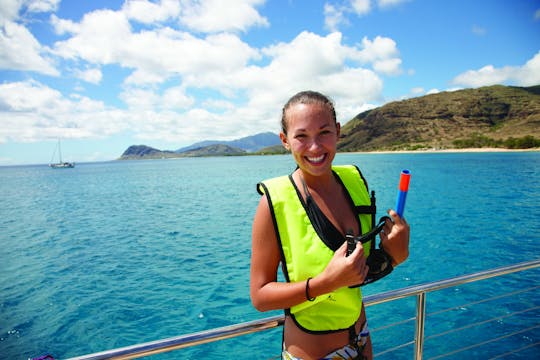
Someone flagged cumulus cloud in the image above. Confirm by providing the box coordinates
[378,0,409,8]
[0,21,58,75]
[350,36,402,75]
[326,0,409,30]
[0,1,400,146]
[351,0,371,15]
[324,3,347,33]
[0,80,128,142]
[0,1,61,75]
[52,10,133,63]
[452,51,540,87]
[123,0,180,24]
[25,0,60,13]
[179,0,269,33]
[75,68,102,84]
[52,8,261,86]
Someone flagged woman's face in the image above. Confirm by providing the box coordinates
[280,102,340,178]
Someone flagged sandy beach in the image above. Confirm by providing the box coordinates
[350,147,540,155]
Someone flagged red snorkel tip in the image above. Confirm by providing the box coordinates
[398,169,411,191]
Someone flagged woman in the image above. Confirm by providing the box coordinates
[250,91,410,360]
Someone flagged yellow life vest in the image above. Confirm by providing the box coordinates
[257,165,374,333]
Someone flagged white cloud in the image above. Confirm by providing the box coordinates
[1,4,395,146]
[50,14,80,35]
[179,0,269,33]
[0,0,21,24]
[120,85,195,111]
[326,0,406,30]
[0,21,58,75]
[350,0,371,15]
[452,51,540,87]
[0,80,130,143]
[52,10,132,63]
[372,57,402,75]
[377,0,408,8]
[349,36,402,75]
[324,3,347,32]
[123,0,180,24]
[0,0,59,24]
[162,86,195,110]
[75,68,102,84]
[1,24,392,145]
[26,0,60,13]
[52,9,261,86]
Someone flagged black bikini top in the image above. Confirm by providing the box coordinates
[292,173,361,252]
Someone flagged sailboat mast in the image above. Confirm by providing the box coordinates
[58,139,62,163]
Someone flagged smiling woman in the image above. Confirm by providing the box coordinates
[250,90,410,360]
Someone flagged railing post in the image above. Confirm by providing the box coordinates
[414,292,426,360]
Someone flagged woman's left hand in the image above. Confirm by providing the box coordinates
[379,209,410,266]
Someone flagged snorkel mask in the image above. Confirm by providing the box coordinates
[346,216,394,287]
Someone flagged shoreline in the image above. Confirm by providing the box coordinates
[346,147,540,155]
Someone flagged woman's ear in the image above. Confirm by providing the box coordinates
[336,122,341,138]
[279,132,290,151]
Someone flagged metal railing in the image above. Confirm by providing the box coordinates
[67,259,540,360]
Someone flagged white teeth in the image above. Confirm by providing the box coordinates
[307,155,325,163]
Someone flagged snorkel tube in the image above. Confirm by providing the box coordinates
[395,170,411,218]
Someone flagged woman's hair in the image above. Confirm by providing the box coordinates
[281,90,337,134]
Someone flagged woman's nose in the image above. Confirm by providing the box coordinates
[308,137,322,151]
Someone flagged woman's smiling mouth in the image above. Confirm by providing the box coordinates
[306,154,326,164]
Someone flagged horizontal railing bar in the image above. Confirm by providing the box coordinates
[371,316,416,333]
[374,340,415,357]
[426,285,540,317]
[67,315,284,360]
[66,259,540,360]
[425,306,540,342]
[363,259,540,307]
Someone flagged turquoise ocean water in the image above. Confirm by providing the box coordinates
[1,152,539,359]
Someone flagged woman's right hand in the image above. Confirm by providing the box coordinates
[317,241,369,292]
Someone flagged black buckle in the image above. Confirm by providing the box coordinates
[346,216,394,287]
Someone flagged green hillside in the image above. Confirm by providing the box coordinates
[338,85,540,151]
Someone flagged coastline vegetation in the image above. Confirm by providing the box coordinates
[452,134,540,149]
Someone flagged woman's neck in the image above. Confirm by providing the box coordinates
[296,169,336,195]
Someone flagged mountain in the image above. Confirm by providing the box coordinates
[176,132,280,153]
[118,132,279,160]
[119,145,178,160]
[338,84,540,151]
[179,144,246,156]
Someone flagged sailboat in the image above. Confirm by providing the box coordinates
[49,139,75,168]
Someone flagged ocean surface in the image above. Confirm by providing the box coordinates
[1,152,539,359]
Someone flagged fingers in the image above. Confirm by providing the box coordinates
[336,240,348,256]
[351,239,366,259]
[387,209,408,227]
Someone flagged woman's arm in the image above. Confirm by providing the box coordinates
[250,195,306,311]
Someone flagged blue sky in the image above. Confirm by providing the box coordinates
[1,0,539,165]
